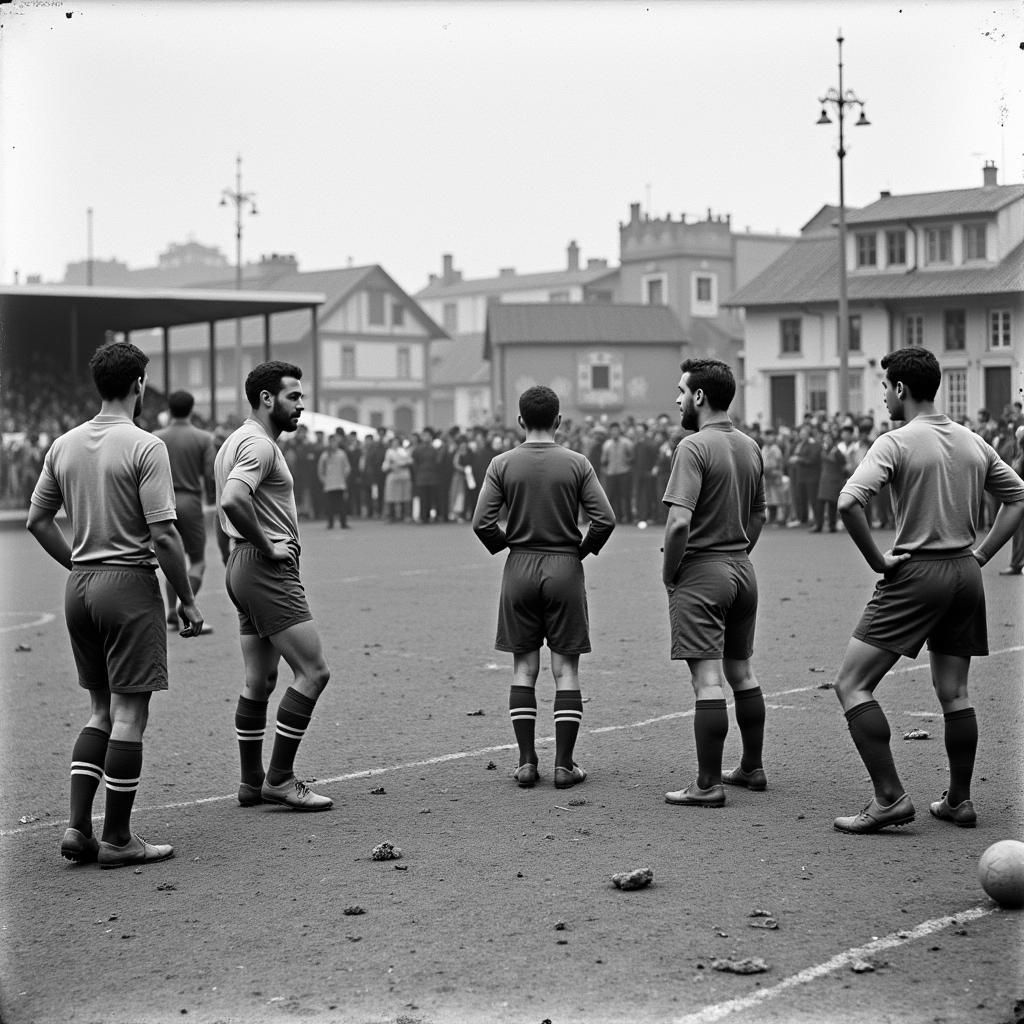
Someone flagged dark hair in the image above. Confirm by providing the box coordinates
[519,385,559,431]
[880,347,940,402]
[89,341,149,401]
[244,360,302,408]
[680,358,736,411]
[167,390,195,418]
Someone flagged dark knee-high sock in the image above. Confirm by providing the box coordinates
[553,690,583,770]
[69,726,108,834]
[509,685,537,766]
[694,699,728,788]
[733,687,766,772]
[101,739,142,846]
[267,687,316,785]
[235,696,268,786]
[844,700,903,802]
[943,707,978,805]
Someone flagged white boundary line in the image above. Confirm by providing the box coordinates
[671,905,997,1024]
[0,611,56,634]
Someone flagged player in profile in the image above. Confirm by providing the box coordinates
[27,341,204,868]
[661,358,767,808]
[155,390,216,632]
[472,385,615,789]
[215,361,333,812]
[832,347,1024,834]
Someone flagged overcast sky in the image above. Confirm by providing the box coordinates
[1,0,1021,295]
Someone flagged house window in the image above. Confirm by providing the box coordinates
[886,230,906,266]
[848,373,865,417]
[943,368,968,422]
[855,233,877,267]
[367,290,385,325]
[548,290,570,303]
[964,224,987,261]
[392,303,405,327]
[644,275,666,305]
[396,346,411,379]
[807,372,829,413]
[989,309,1011,349]
[442,302,458,335]
[925,227,952,265]
[780,318,801,355]
[341,345,356,379]
[943,310,966,351]
[696,276,711,302]
[591,364,611,390]
[848,314,862,353]
[691,272,718,316]
[905,314,925,347]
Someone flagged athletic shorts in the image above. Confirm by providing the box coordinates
[65,566,168,693]
[225,542,312,638]
[173,491,207,563]
[852,551,987,658]
[495,549,590,656]
[667,554,757,661]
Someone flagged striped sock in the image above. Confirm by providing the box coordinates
[694,698,729,788]
[69,726,108,834]
[553,690,584,770]
[267,687,316,786]
[101,739,142,846]
[508,685,537,766]
[943,707,978,805]
[235,696,268,787]
[733,686,766,773]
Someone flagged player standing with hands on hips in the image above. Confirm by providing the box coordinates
[216,361,333,812]
[831,347,1024,834]
[27,341,204,868]
[473,385,615,789]
[661,359,768,808]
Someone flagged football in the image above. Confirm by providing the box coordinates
[977,839,1024,909]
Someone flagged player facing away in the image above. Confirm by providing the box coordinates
[832,347,1024,834]
[26,341,205,868]
[661,359,768,808]
[472,385,615,789]
[215,361,333,811]
[154,390,216,632]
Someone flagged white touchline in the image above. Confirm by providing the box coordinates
[0,612,56,634]
[670,905,997,1024]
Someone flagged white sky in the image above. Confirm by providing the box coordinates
[1,0,1021,294]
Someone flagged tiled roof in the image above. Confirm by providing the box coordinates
[724,236,1024,308]
[484,303,686,359]
[430,336,490,386]
[845,184,1024,224]
[416,265,618,299]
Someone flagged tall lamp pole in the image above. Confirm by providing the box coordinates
[817,32,869,418]
[220,154,258,417]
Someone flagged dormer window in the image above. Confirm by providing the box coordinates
[886,230,907,266]
[855,233,877,268]
[964,223,987,261]
[925,227,952,265]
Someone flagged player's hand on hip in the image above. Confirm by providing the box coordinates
[178,601,205,638]
[880,549,911,575]
[267,540,297,563]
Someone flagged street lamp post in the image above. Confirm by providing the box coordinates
[817,32,869,418]
[220,154,258,417]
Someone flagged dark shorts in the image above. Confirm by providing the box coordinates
[65,566,168,693]
[496,550,590,656]
[853,552,987,658]
[667,555,757,661]
[225,543,313,638]
[173,491,207,562]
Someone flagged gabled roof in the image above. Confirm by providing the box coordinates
[725,234,1024,308]
[484,303,686,359]
[845,184,1024,224]
[416,265,618,300]
[430,336,490,386]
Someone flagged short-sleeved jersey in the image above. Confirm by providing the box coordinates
[473,441,615,555]
[840,413,1024,554]
[214,419,299,545]
[30,414,176,567]
[154,422,215,497]
[662,421,766,556]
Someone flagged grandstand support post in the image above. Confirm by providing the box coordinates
[310,305,320,414]
[162,326,171,397]
[208,320,217,424]
[263,312,271,363]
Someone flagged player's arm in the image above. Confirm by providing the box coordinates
[150,519,204,637]
[471,465,507,554]
[578,470,615,558]
[25,504,73,569]
[662,503,692,587]
[746,509,766,554]
[219,478,294,561]
[838,493,909,574]
[973,498,1024,566]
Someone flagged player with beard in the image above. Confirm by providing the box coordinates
[661,359,768,808]
[27,341,204,867]
[215,361,333,811]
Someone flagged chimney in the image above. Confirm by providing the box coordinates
[442,253,454,283]
[983,160,998,187]
[629,202,641,224]
[879,190,891,198]
[567,240,580,272]
[499,267,516,278]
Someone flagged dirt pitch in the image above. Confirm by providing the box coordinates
[1,519,1022,1024]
